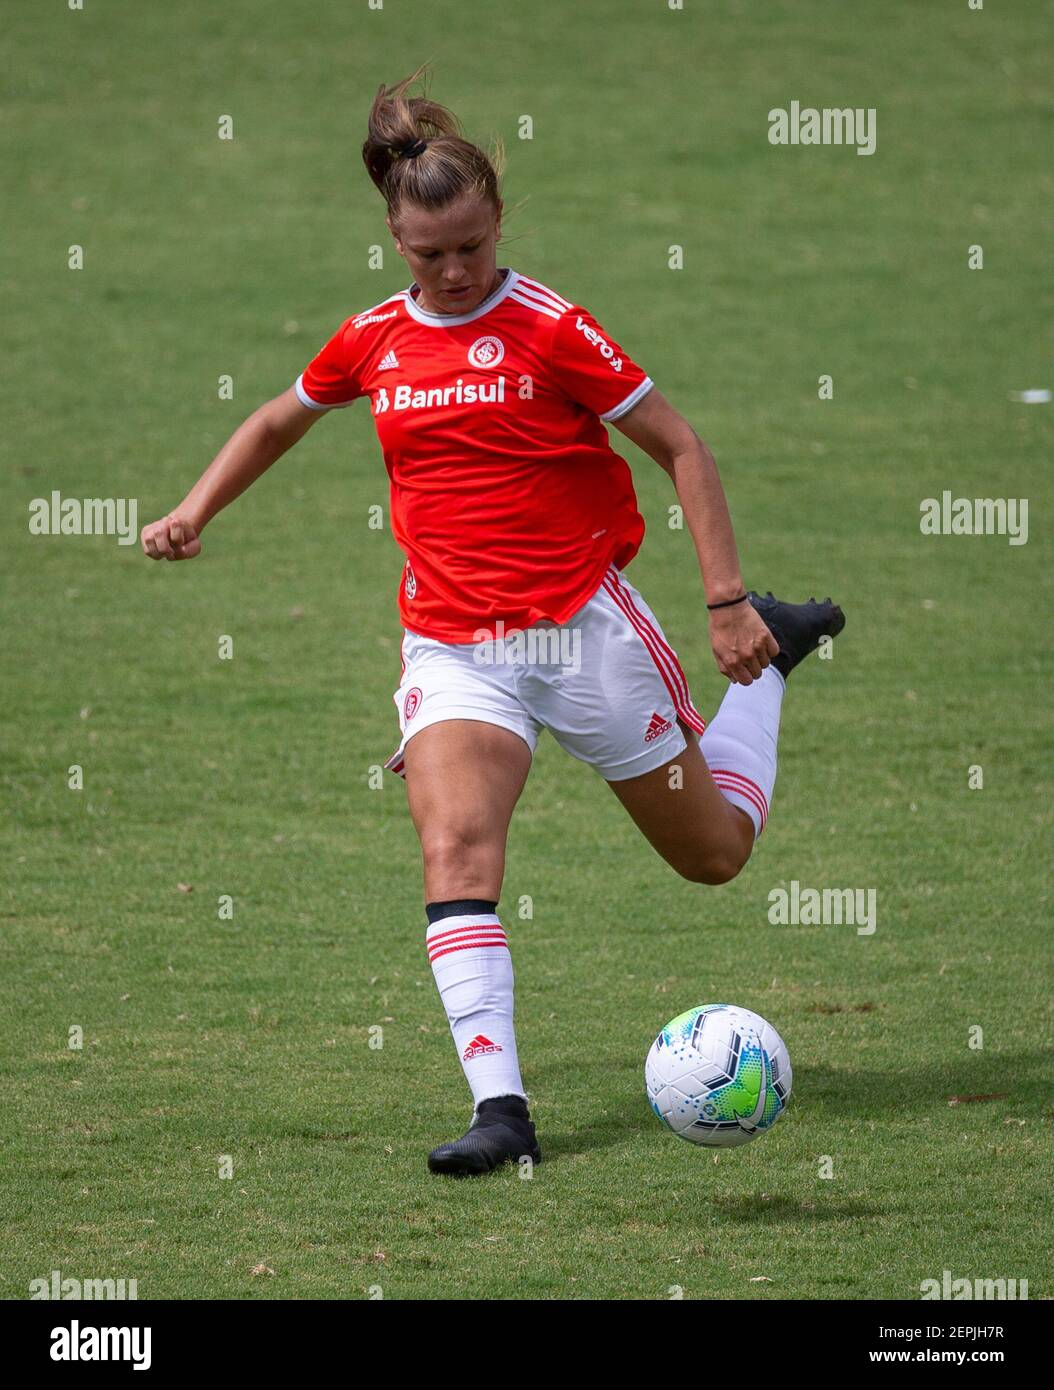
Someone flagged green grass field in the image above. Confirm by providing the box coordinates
[3,0,1051,1300]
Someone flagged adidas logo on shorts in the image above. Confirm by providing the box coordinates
[644,711,673,743]
[462,1033,503,1060]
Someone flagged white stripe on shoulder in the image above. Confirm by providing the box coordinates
[508,288,561,320]
[601,377,654,422]
[516,274,573,311]
[509,282,568,317]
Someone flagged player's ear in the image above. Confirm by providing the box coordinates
[385,214,403,253]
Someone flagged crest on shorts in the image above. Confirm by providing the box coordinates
[467,335,505,369]
[404,687,423,723]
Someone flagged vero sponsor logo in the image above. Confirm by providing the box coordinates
[574,316,622,372]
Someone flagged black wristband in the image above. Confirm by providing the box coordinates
[707,592,749,611]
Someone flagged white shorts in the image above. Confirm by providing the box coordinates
[384,566,707,783]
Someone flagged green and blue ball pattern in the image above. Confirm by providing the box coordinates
[645,1003,792,1148]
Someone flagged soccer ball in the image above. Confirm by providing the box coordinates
[645,1003,792,1148]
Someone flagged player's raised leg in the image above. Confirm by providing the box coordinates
[611,593,845,882]
[404,719,542,1175]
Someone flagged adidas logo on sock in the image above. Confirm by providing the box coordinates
[644,711,673,743]
[377,350,399,371]
[463,1033,503,1060]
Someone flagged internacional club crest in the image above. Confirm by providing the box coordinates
[467,335,505,369]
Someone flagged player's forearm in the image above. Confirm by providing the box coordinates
[667,442,746,604]
[177,411,292,533]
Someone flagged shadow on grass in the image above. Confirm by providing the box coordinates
[707,1193,884,1224]
[793,1049,1054,1117]
[532,1047,1053,1165]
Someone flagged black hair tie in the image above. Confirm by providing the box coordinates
[398,138,427,159]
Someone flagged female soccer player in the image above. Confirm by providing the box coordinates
[141,69,843,1177]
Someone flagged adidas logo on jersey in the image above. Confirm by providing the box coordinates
[463,1033,503,1060]
[377,350,399,371]
[644,711,673,743]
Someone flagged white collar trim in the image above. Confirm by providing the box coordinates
[401,268,520,327]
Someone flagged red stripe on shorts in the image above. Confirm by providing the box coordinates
[602,571,707,735]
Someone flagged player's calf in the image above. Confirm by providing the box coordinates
[609,737,756,884]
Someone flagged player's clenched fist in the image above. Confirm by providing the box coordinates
[709,601,780,685]
[140,513,201,561]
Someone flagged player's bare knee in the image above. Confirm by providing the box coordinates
[680,857,739,886]
[420,827,497,888]
[674,840,750,886]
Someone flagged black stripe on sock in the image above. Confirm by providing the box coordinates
[426,899,498,924]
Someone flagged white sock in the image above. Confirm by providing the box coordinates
[700,666,785,837]
[426,913,527,1108]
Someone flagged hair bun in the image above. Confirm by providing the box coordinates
[363,65,503,217]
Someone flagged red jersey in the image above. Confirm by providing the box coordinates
[295,268,654,641]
